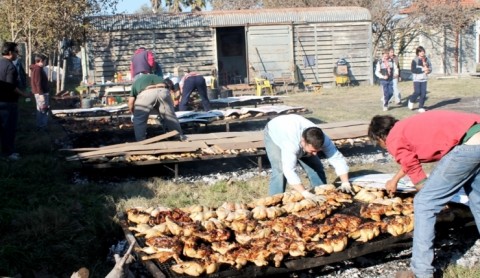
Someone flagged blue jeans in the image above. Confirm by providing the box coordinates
[179,75,210,111]
[411,143,480,277]
[410,81,427,108]
[380,80,393,107]
[34,93,49,129]
[0,102,18,156]
[264,128,326,195]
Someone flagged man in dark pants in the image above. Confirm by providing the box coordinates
[0,42,28,160]
[178,70,211,111]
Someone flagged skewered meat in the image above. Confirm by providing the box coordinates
[282,191,304,203]
[251,205,268,220]
[193,227,231,242]
[182,237,213,259]
[324,214,362,233]
[189,210,217,222]
[211,241,240,255]
[201,218,226,231]
[292,204,331,221]
[383,214,414,236]
[165,216,200,236]
[312,234,349,254]
[225,209,252,222]
[126,208,151,224]
[354,188,385,203]
[313,184,337,195]
[282,198,317,213]
[149,208,192,225]
[247,193,284,208]
[171,261,205,276]
[349,222,384,242]
[141,236,183,263]
[360,203,401,221]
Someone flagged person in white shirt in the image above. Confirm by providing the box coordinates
[263,114,353,200]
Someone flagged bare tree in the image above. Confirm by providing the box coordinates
[411,0,479,73]
[151,0,161,13]
[210,0,261,10]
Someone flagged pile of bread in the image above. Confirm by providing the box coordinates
[126,184,414,277]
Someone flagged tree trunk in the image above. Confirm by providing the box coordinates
[61,57,67,91]
[56,51,61,94]
[454,30,459,74]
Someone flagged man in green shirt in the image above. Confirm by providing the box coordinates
[128,74,182,141]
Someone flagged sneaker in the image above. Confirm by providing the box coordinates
[408,100,414,110]
[418,108,426,113]
[383,106,388,112]
[7,153,20,161]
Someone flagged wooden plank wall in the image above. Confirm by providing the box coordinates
[86,21,373,85]
[86,27,216,82]
[294,22,372,85]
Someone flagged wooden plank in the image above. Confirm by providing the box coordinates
[68,138,207,160]
[64,131,180,152]
[203,137,263,146]
[185,131,263,141]
[213,141,265,151]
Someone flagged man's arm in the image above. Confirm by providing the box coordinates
[128,96,135,114]
[147,51,155,68]
[385,168,405,193]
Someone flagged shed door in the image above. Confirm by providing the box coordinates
[247,25,293,82]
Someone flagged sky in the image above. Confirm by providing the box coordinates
[113,0,211,14]
[115,0,212,14]
[116,0,151,14]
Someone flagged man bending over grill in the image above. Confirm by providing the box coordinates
[368,110,480,278]
[263,114,353,201]
[128,74,183,141]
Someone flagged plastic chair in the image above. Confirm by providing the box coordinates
[254,78,274,96]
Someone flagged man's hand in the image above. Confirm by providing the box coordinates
[385,179,398,194]
[338,182,354,194]
[301,190,326,205]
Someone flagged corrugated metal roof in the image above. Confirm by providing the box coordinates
[86,7,371,31]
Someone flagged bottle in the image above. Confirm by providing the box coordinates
[117,72,122,82]
[114,73,118,83]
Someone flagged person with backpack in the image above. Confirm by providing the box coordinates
[375,48,398,111]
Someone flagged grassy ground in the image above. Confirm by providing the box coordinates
[1,77,480,277]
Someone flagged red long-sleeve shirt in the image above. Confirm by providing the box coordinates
[386,110,480,184]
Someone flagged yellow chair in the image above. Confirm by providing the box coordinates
[254,78,274,96]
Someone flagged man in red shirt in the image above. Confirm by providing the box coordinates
[130,47,155,81]
[368,110,480,278]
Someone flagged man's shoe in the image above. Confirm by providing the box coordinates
[395,270,415,278]
[418,108,426,113]
[383,106,389,112]
[408,100,414,110]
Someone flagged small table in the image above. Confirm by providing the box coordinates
[84,82,132,105]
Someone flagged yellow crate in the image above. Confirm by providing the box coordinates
[335,75,349,85]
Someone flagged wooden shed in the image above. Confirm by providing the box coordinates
[84,7,373,87]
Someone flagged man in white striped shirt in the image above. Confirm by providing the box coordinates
[264,114,352,200]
